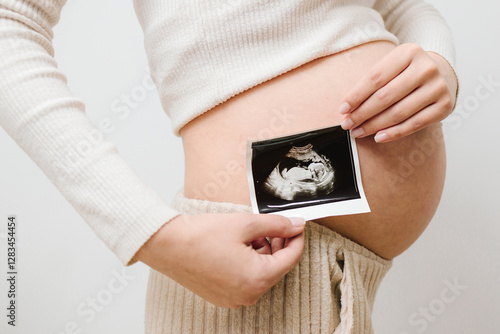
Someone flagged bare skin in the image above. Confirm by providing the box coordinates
[135,41,458,308]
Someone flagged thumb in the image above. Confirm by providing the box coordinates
[242,214,306,242]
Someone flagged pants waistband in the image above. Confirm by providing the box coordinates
[172,188,392,266]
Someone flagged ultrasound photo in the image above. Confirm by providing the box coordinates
[246,125,370,220]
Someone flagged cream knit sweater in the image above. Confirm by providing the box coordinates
[0,0,456,265]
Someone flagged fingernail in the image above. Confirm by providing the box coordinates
[374,132,389,143]
[290,217,306,227]
[338,102,351,114]
[341,118,354,130]
[350,127,365,138]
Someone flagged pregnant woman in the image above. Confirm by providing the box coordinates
[0,0,458,333]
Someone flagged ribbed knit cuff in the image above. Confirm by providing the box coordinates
[122,207,181,266]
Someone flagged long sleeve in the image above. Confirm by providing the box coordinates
[0,0,181,265]
[374,0,456,69]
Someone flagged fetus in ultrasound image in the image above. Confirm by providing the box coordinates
[262,143,335,201]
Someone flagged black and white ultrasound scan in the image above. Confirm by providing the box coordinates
[246,125,370,220]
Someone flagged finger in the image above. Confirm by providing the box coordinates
[352,70,450,139]
[338,45,415,116]
[344,61,428,132]
[351,83,438,138]
[373,103,445,143]
[270,237,286,253]
[241,214,306,242]
[251,237,272,255]
[260,232,305,283]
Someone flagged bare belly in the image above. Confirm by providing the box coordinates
[180,41,446,260]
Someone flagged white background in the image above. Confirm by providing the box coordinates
[0,1,498,333]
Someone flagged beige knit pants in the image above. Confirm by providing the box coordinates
[145,191,392,334]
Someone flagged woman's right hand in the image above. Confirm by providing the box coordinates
[133,213,306,309]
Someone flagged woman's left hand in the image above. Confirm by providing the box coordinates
[339,43,458,143]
